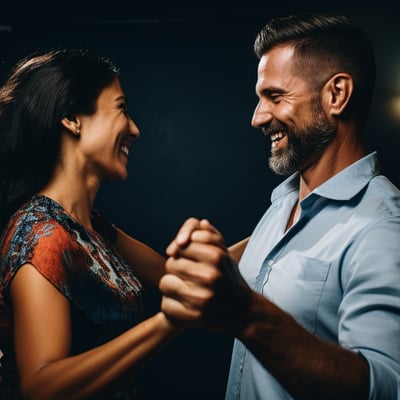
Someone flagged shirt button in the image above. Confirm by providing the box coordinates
[268,260,274,266]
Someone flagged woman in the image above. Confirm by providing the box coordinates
[0,48,180,399]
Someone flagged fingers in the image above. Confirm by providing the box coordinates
[166,218,226,257]
[161,218,247,332]
[165,253,223,284]
[160,245,254,333]
[159,271,214,323]
[161,295,200,323]
[174,218,221,246]
[190,229,225,249]
[175,218,202,245]
[166,218,201,257]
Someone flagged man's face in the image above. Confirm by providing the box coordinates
[252,45,336,176]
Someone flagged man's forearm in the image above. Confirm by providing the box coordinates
[238,292,370,400]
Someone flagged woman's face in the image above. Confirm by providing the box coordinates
[76,77,140,181]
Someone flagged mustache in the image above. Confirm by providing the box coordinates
[261,121,288,136]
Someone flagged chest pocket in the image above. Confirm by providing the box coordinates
[262,253,331,333]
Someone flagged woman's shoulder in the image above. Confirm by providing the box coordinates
[3,195,69,241]
[0,195,81,271]
[0,195,80,305]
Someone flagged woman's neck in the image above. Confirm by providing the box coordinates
[39,176,99,230]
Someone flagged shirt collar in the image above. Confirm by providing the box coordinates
[271,152,381,202]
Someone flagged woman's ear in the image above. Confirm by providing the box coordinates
[61,116,81,136]
[322,73,354,117]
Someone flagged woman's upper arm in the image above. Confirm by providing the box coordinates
[113,228,166,287]
[10,263,71,388]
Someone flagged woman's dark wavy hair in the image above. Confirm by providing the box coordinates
[0,48,119,230]
[254,13,376,125]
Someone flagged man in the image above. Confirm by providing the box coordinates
[159,13,400,399]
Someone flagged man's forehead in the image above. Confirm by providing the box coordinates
[258,45,296,72]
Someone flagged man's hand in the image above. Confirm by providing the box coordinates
[159,218,253,334]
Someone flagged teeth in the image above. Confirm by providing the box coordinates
[271,132,284,143]
[121,144,129,156]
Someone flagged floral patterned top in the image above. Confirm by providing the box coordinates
[0,195,145,399]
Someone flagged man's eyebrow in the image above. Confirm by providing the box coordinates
[255,86,286,95]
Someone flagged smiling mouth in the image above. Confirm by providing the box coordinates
[121,144,129,156]
[270,132,285,149]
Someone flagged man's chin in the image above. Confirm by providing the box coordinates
[268,153,297,176]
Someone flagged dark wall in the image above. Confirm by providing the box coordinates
[1,2,399,398]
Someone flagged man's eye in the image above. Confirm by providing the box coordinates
[270,94,281,103]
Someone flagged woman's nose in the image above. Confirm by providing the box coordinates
[128,117,140,139]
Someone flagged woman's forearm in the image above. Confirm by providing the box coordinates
[21,312,181,400]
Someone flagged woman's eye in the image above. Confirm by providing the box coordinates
[118,103,129,114]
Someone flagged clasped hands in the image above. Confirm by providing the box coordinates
[159,218,253,335]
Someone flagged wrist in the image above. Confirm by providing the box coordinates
[236,291,283,342]
[155,311,185,335]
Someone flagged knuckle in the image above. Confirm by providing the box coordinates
[158,274,173,293]
[186,217,199,226]
[165,256,178,273]
[206,247,225,265]
[165,257,173,270]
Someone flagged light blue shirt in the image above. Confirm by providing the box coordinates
[226,152,400,399]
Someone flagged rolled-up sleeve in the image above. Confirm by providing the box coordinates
[340,217,400,399]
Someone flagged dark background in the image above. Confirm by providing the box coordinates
[1,1,399,398]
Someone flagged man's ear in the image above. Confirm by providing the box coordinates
[61,116,81,136]
[322,73,354,117]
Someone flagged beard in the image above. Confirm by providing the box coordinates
[268,100,336,176]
